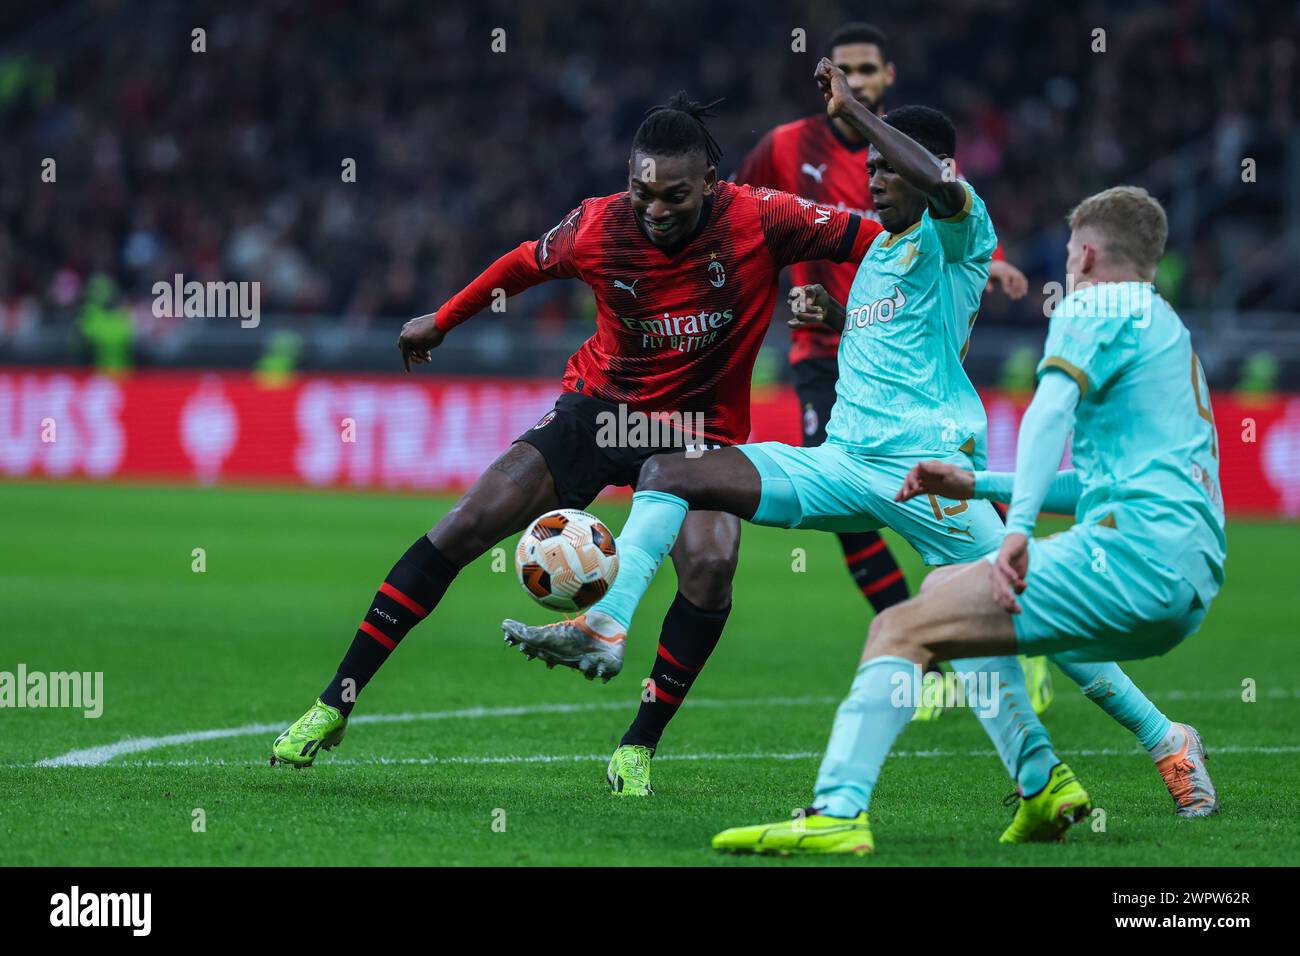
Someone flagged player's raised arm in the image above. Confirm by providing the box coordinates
[398,205,586,371]
[815,57,966,219]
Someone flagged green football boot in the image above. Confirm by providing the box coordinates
[712,809,874,856]
[607,744,654,796]
[912,667,948,722]
[999,762,1091,843]
[1021,655,1055,715]
[270,698,347,768]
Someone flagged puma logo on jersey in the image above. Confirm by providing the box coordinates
[801,162,828,183]
[613,279,639,297]
[539,209,581,262]
[846,286,907,328]
[540,225,559,261]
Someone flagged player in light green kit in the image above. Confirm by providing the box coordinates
[505,60,1216,837]
[708,184,1224,853]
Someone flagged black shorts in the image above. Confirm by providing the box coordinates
[791,356,840,448]
[515,392,725,510]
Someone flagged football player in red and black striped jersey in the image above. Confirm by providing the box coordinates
[270,95,882,785]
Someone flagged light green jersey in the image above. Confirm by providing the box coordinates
[826,181,995,466]
[1040,281,1226,602]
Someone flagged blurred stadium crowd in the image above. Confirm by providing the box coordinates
[1,0,1297,376]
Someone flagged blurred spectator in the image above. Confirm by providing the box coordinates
[1,0,1296,348]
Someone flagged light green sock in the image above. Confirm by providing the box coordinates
[589,490,688,631]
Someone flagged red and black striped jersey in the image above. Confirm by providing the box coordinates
[434,179,878,444]
[735,115,875,364]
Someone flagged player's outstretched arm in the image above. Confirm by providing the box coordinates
[976,469,1080,513]
[814,57,966,219]
[898,462,1081,515]
[398,237,567,372]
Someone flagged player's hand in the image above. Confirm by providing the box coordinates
[398,313,445,372]
[986,260,1029,300]
[895,460,975,502]
[815,57,854,119]
[787,284,832,327]
[991,532,1029,614]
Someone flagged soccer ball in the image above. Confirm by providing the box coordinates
[515,509,619,611]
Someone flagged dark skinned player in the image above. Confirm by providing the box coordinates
[734,23,1047,718]
[270,96,882,797]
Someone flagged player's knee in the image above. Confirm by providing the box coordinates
[675,552,737,609]
[429,501,494,564]
[637,453,690,497]
[865,604,922,660]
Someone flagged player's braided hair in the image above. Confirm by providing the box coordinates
[631,92,724,167]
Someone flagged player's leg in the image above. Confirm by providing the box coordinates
[272,391,626,768]
[332,441,561,701]
[1009,521,1218,816]
[1049,658,1216,816]
[502,446,761,672]
[995,527,1212,818]
[271,441,561,767]
[608,511,739,795]
[821,562,1089,844]
[792,358,909,612]
[924,538,1214,813]
[841,533,910,610]
[597,448,758,628]
[713,561,1090,854]
[871,473,1069,804]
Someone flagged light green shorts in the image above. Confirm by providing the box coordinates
[1001,522,1211,663]
[739,441,1004,566]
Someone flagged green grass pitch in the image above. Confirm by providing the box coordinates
[1,480,1295,866]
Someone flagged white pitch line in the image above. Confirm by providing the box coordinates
[32,695,839,768]
[28,688,1300,769]
[25,743,1300,771]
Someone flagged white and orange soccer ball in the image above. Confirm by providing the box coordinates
[515,509,619,611]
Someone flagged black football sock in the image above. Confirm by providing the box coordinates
[620,591,730,750]
[320,535,459,717]
[839,531,909,612]
[837,532,941,675]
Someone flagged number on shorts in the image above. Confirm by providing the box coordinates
[1191,351,1218,460]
